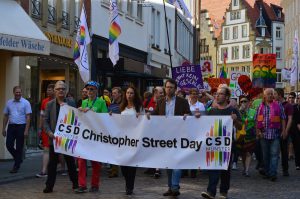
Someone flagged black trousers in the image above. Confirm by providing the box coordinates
[46,145,78,189]
[121,166,136,191]
[6,124,26,169]
[280,137,289,172]
[291,133,300,167]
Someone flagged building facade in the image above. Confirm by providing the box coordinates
[217,0,284,83]
[91,0,194,91]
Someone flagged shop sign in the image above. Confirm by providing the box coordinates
[0,34,49,55]
[44,32,73,48]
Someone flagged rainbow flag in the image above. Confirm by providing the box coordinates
[219,52,227,78]
[164,0,192,18]
[109,0,121,66]
[73,4,91,83]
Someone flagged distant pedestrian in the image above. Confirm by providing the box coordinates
[2,86,32,173]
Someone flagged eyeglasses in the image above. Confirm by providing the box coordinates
[240,100,248,103]
[289,97,295,99]
[55,88,65,91]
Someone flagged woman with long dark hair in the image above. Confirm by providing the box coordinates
[119,85,143,195]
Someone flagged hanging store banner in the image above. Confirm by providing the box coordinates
[54,105,233,170]
[252,54,277,88]
[172,64,204,92]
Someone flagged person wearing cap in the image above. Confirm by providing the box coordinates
[76,81,108,193]
[43,81,78,193]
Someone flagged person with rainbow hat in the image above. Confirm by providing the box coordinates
[76,81,108,193]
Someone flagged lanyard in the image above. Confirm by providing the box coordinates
[88,98,97,109]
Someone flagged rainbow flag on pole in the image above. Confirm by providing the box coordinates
[109,0,121,66]
[219,52,227,78]
[73,4,91,83]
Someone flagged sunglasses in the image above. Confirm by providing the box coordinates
[86,88,96,91]
[240,100,248,103]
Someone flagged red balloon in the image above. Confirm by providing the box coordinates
[238,75,252,93]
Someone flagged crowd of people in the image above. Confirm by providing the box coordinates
[2,79,300,199]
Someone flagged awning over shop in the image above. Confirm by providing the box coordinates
[0,0,50,55]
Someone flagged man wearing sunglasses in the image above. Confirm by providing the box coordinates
[76,81,108,193]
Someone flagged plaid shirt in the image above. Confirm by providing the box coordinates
[255,102,286,140]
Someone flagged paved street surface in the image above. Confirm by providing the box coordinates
[1,152,300,199]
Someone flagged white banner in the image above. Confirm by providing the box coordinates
[54,105,233,170]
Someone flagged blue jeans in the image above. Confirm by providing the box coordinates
[260,138,280,177]
[167,169,181,191]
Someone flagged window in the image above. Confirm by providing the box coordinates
[221,47,228,61]
[242,66,246,72]
[246,66,250,73]
[165,18,171,53]
[151,8,155,46]
[230,11,241,20]
[155,11,160,48]
[137,1,143,21]
[242,25,247,38]
[276,47,281,59]
[276,69,282,82]
[127,0,132,16]
[233,26,238,39]
[231,67,235,71]
[233,0,238,6]
[276,27,281,39]
[224,27,229,40]
[243,45,250,58]
[176,15,193,60]
[261,27,265,37]
[232,46,239,60]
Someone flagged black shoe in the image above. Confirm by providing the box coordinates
[89,187,99,193]
[171,190,180,196]
[43,187,53,193]
[9,167,19,174]
[296,166,300,170]
[270,176,277,181]
[163,189,173,196]
[126,189,133,195]
[283,171,289,176]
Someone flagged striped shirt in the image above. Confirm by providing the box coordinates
[255,103,286,140]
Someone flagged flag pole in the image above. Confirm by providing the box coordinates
[163,0,173,69]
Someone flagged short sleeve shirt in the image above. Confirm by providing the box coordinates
[82,97,108,113]
[3,97,32,124]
